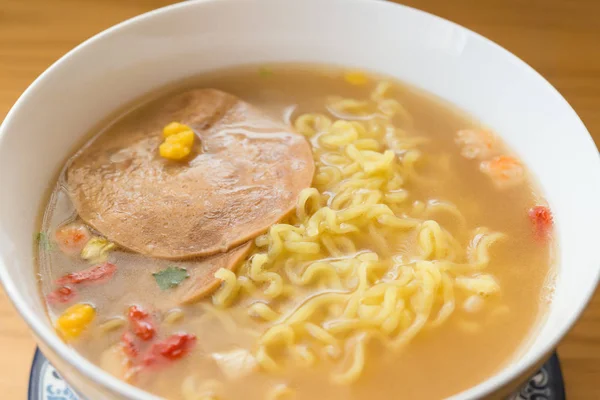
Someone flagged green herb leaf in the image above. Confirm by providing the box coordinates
[35,232,55,251]
[259,66,273,78]
[152,266,189,290]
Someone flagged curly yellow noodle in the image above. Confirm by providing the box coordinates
[293,345,316,367]
[371,81,392,102]
[384,188,409,205]
[366,224,390,258]
[237,276,259,296]
[256,345,280,373]
[163,308,185,325]
[378,99,413,124]
[284,292,350,325]
[428,272,455,327]
[420,200,468,228]
[381,299,406,335]
[320,151,350,166]
[354,138,381,151]
[319,121,360,148]
[455,275,500,296]
[331,337,366,385]
[294,113,332,137]
[261,324,296,346]
[329,189,355,210]
[212,268,240,308]
[296,188,322,220]
[247,254,285,298]
[97,317,126,334]
[304,322,340,347]
[320,235,357,258]
[326,97,370,118]
[286,261,343,288]
[248,302,281,322]
[467,228,507,268]
[314,165,342,187]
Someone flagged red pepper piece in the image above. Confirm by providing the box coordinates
[46,286,77,304]
[128,305,149,320]
[143,333,196,366]
[132,320,155,341]
[121,331,139,358]
[528,205,553,242]
[128,305,155,341]
[56,262,117,285]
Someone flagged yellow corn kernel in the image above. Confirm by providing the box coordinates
[163,122,192,138]
[56,303,96,340]
[344,71,368,85]
[160,122,195,160]
[159,141,191,160]
[165,129,195,148]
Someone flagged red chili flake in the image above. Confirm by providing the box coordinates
[128,305,149,320]
[128,305,155,341]
[132,320,155,341]
[121,331,139,358]
[528,205,553,242]
[142,333,196,366]
[46,286,77,304]
[56,262,117,285]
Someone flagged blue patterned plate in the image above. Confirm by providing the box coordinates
[28,348,566,400]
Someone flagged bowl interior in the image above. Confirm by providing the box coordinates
[1,0,599,398]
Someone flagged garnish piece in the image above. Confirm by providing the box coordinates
[159,140,191,160]
[344,71,368,85]
[212,348,258,380]
[163,122,190,138]
[56,262,117,285]
[121,331,140,358]
[153,266,189,290]
[100,343,135,382]
[143,333,197,366]
[480,155,524,188]
[55,224,91,255]
[35,232,55,251]
[128,305,155,341]
[55,303,96,340]
[46,286,77,304]
[455,129,496,160]
[81,237,115,263]
[528,205,553,242]
[159,122,195,161]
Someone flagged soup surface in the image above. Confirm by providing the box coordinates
[37,65,555,400]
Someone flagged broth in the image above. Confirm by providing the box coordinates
[37,65,554,400]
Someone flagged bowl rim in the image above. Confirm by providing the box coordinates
[1,0,599,399]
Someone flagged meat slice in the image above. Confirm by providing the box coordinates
[66,89,314,259]
[176,242,252,304]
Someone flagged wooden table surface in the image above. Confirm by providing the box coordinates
[1,0,599,398]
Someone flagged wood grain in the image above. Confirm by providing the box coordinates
[0,0,598,399]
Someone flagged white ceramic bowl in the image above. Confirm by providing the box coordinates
[1,0,599,398]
